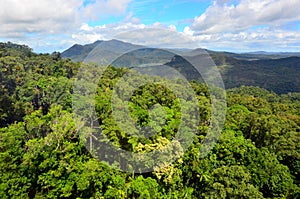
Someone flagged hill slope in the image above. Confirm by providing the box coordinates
[62,40,300,94]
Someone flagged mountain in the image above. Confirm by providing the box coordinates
[62,40,142,63]
[61,40,103,62]
[206,49,300,61]
[247,51,300,56]
[62,40,300,94]
[219,56,300,94]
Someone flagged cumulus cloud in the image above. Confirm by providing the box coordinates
[71,22,198,49]
[186,28,300,51]
[0,0,133,38]
[72,22,146,43]
[177,0,300,51]
[0,0,83,37]
[1,0,299,52]
[191,0,300,34]
[115,27,198,48]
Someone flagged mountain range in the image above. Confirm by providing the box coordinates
[62,40,300,94]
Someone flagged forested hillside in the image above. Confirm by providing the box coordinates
[209,52,300,94]
[62,40,300,94]
[0,42,299,198]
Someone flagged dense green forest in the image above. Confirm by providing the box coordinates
[0,42,299,198]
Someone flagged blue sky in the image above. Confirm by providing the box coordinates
[0,0,300,53]
[126,0,212,30]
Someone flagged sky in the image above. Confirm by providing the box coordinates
[0,0,300,53]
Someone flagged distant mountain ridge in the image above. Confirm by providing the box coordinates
[62,40,142,62]
[61,40,103,62]
[62,40,300,94]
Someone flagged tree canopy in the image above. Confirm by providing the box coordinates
[0,42,299,198]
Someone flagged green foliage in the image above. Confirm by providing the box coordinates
[0,43,299,198]
[202,165,264,199]
[127,176,161,198]
[0,42,79,127]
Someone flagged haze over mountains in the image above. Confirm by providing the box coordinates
[62,40,300,94]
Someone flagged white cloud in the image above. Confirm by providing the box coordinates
[1,0,299,52]
[168,24,177,31]
[0,0,83,37]
[71,22,146,44]
[0,0,134,52]
[115,27,198,48]
[178,0,300,52]
[0,0,133,38]
[191,0,300,34]
[71,22,199,49]
[80,23,94,31]
[183,27,194,36]
[186,28,300,52]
